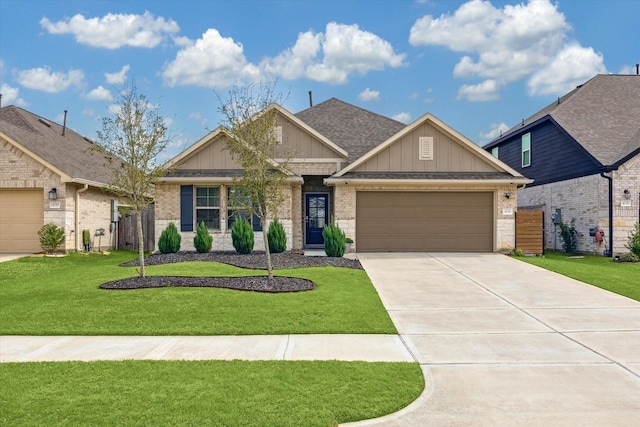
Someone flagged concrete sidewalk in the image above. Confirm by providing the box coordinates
[349,252,640,426]
[0,334,414,363]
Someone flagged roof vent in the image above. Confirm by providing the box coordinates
[419,137,433,160]
[38,118,51,127]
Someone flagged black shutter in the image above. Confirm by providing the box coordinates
[180,185,194,232]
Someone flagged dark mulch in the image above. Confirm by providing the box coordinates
[121,251,362,270]
[108,251,360,293]
[100,275,315,293]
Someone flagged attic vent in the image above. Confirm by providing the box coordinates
[38,118,51,127]
[419,137,433,160]
[273,125,283,144]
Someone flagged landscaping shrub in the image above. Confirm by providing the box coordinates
[231,218,254,254]
[618,252,640,263]
[158,222,181,253]
[626,223,640,258]
[193,221,212,253]
[38,223,65,254]
[267,218,286,253]
[509,248,525,257]
[323,223,346,257]
[558,219,578,254]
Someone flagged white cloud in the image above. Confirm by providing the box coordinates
[0,83,28,106]
[105,65,130,84]
[15,67,84,93]
[262,22,407,84]
[409,0,602,100]
[162,29,261,88]
[528,44,606,95]
[40,11,179,49]
[457,79,501,101]
[82,108,95,117]
[479,122,509,141]
[86,85,114,101]
[358,88,380,101]
[392,112,411,123]
[618,65,636,75]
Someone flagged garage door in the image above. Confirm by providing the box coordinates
[356,192,493,252]
[0,189,44,253]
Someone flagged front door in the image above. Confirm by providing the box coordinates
[305,193,329,245]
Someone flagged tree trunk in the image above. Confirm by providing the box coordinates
[262,222,273,281]
[136,211,145,278]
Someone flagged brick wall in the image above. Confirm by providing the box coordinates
[518,155,640,256]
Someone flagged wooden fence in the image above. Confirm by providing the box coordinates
[516,211,544,255]
[117,204,155,252]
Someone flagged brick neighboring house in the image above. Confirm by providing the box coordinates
[0,105,119,253]
[157,98,531,253]
[484,74,640,256]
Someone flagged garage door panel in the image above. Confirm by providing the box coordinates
[356,191,493,252]
[0,189,44,253]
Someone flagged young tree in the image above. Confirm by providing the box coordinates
[96,82,172,277]
[218,82,292,281]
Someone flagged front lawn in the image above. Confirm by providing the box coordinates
[0,360,424,426]
[0,251,396,335]
[517,251,640,301]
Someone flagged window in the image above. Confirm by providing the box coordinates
[227,186,262,231]
[273,125,283,143]
[491,147,499,158]
[521,133,531,167]
[196,186,220,229]
[419,137,433,160]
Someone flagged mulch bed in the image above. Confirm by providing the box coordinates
[107,251,361,293]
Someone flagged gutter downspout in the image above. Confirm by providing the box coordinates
[75,184,89,251]
[600,171,613,257]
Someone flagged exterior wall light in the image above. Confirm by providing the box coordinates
[504,192,511,199]
[48,188,58,200]
[623,189,631,199]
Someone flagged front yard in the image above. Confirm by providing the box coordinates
[0,251,396,335]
[517,251,640,301]
[0,251,422,426]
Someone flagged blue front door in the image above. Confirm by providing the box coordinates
[305,194,328,245]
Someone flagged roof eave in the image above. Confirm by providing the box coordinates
[324,177,533,186]
[158,176,304,184]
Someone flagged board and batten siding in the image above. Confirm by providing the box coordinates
[273,116,345,159]
[354,122,497,173]
[494,121,601,187]
[178,135,241,170]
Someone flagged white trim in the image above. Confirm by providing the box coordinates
[159,176,304,184]
[324,178,533,186]
[163,127,227,168]
[1,130,72,182]
[273,158,347,163]
[333,112,527,179]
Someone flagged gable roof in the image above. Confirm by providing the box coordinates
[332,111,530,182]
[295,98,406,161]
[0,105,116,186]
[486,74,640,166]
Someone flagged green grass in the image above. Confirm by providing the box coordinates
[0,360,424,427]
[0,251,396,335]
[517,251,640,301]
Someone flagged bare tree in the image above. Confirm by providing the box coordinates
[96,81,172,277]
[218,82,291,281]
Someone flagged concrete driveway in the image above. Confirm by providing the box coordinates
[352,253,640,426]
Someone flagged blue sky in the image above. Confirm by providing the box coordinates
[1,0,638,161]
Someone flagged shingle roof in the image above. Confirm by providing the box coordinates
[165,169,245,178]
[295,98,406,161]
[490,74,640,166]
[0,105,116,185]
[339,171,516,180]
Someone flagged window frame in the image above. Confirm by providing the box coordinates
[521,133,531,167]
[227,186,262,232]
[195,186,220,230]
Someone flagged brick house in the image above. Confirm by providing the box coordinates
[484,74,640,256]
[157,98,531,253]
[0,106,119,253]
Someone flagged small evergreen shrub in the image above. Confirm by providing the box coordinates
[558,219,578,254]
[158,222,181,253]
[267,218,286,254]
[618,252,640,263]
[509,248,525,257]
[323,223,346,257]
[232,218,254,254]
[345,237,354,244]
[38,223,66,254]
[193,221,212,253]
[625,223,640,258]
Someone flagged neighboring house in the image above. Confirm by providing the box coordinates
[484,74,640,256]
[157,98,530,253]
[0,105,119,253]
